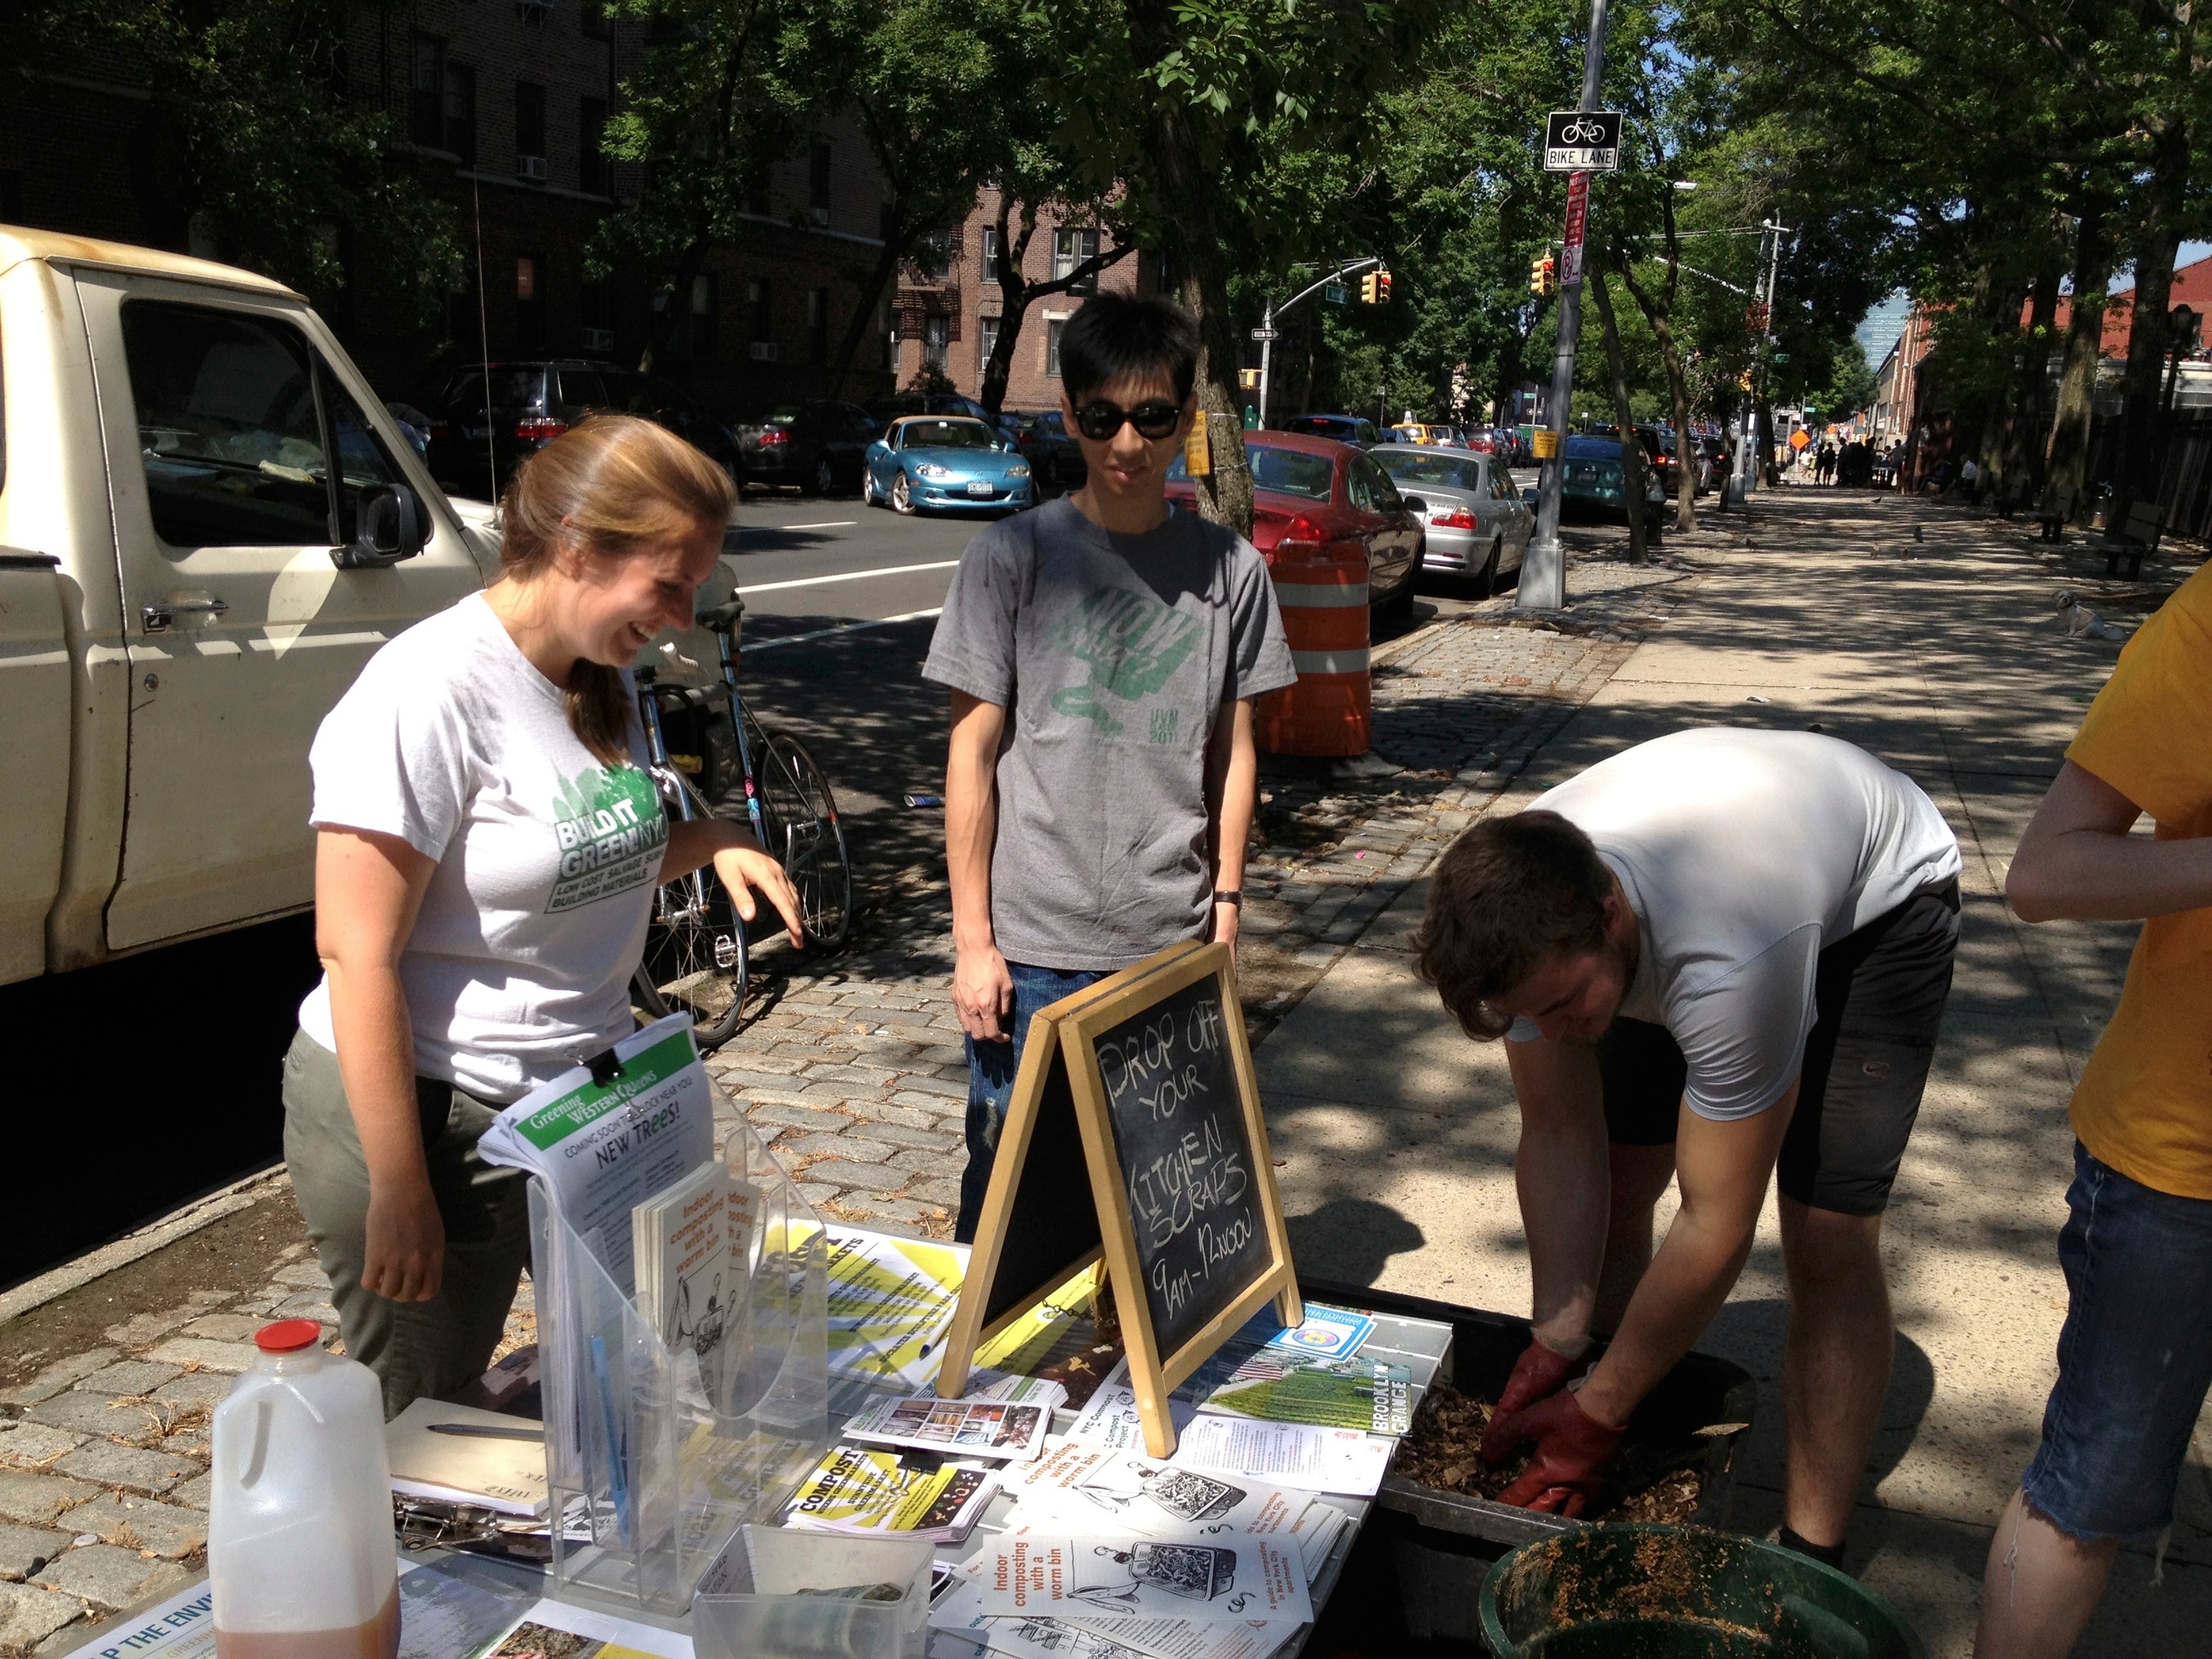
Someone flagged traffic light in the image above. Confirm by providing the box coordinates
[1375,269,1391,305]
[1359,271,1380,305]
[1530,254,1557,297]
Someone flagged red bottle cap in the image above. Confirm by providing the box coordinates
[255,1319,324,1354]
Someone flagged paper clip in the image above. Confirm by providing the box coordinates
[586,1047,623,1087]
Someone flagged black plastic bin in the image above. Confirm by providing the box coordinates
[1299,1277,1756,1652]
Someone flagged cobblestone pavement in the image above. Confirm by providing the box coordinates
[0,1202,533,1654]
[704,520,1732,1237]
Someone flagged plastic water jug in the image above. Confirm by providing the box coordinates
[210,1320,398,1659]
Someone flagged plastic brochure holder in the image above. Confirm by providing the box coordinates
[528,1078,830,1617]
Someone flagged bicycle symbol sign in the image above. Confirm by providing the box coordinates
[1543,109,1623,173]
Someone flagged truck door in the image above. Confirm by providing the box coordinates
[0,555,72,984]
[75,272,485,951]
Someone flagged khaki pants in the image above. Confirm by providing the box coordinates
[281,1029,531,1419]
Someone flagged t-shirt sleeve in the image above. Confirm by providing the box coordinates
[1226,538,1298,703]
[1671,924,1822,1121]
[2067,567,2212,828]
[307,656,471,861]
[922,525,1022,705]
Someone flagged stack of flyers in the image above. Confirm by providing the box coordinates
[823,1228,968,1389]
[1068,1360,1394,1498]
[1000,1443,1352,1582]
[845,1393,1053,1462]
[779,1445,999,1544]
[1262,1304,1373,1360]
[1176,1350,1413,1435]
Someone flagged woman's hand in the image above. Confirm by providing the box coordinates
[363,1174,446,1303]
[712,841,806,948]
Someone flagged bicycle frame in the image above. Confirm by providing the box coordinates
[634,667,722,938]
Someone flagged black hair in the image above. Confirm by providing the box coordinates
[1059,293,1200,407]
[1412,810,1615,1040]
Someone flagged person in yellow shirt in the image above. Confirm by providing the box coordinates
[1976,562,2212,1658]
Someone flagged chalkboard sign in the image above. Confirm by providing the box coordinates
[937,941,1301,1457]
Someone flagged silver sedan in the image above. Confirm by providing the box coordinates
[1368,445,1534,596]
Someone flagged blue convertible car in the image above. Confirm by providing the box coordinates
[863,416,1034,514]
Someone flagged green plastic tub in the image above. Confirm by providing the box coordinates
[1480,1524,1926,1659]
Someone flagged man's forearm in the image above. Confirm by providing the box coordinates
[2010,828,2212,922]
[1212,701,1258,892]
[1577,1199,1755,1426]
[1518,1108,1611,1355]
[945,740,999,951]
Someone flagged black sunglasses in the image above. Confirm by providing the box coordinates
[1073,399,1184,442]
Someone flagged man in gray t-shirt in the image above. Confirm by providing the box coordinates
[920,297,1294,1239]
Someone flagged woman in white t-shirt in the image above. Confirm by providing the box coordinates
[283,415,801,1416]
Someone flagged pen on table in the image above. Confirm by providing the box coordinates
[427,1422,545,1441]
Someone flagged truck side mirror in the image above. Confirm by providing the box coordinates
[332,484,430,569]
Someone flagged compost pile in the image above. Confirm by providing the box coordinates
[1394,1385,1703,1524]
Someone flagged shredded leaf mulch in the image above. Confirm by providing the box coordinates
[1392,1385,1705,1525]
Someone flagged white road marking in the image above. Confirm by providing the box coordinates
[735,560,959,596]
[775,520,858,530]
[743,609,944,651]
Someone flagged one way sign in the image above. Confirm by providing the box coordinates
[1543,110,1623,172]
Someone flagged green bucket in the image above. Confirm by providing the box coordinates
[1479,1524,1927,1659]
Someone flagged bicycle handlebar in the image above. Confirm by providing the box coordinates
[696,596,746,632]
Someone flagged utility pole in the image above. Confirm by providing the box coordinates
[1517,0,1611,612]
[1729,219,1788,505]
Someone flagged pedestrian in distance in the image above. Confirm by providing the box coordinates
[922,295,1296,1240]
[1974,560,2212,1659]
[1414,728,1962,1564]
[285,416,803,1416]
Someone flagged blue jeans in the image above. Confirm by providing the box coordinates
[2020,1141,2212,1540]
[954,962,1108,1244]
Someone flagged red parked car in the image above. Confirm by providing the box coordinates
[1166,432,1423,619]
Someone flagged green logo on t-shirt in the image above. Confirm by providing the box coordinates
[546,765,668,913]
[1049,585,1202,740]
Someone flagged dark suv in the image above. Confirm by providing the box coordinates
[425,360,740,497]
[1001,410,1086,489]
[734,400,883,495]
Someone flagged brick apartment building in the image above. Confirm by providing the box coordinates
[891,187,1155,409]
[2,2,895,412]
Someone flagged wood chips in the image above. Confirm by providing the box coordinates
[1392,1385,1704,1525]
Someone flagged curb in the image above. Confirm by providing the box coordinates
[0,1164,292,1327]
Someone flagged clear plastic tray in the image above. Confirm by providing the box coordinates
[692,1525,932,1659]
[529,1093,829,1616]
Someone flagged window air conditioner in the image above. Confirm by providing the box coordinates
[516,155,547,182]
[749,342,778,362]
[582,327,614,352]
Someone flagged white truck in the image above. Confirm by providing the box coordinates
[0,227,724,986]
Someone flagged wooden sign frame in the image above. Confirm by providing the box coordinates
[936,940,1302,1457]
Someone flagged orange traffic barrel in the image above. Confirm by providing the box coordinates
[1258,519,1371,756]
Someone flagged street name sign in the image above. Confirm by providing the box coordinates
[1544,110,1622,172]
[1251,327,1279,342]
[1323,283,1349,306]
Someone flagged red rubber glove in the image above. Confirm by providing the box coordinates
[1479,1339,1580,1463]
[1490,1388,1625,1518]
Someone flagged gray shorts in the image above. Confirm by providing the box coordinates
[1594,881,1959,1216]
[281,1029,530,1418]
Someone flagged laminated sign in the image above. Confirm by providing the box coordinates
[935,941,1303,1457]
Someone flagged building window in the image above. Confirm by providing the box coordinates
[749,279,773,346]
[747,166,772,217]
[579,95,609,195]
[806,288,829,365]
[809,141,832,225]
[517,255,545,350]
[1053,228,1100,294]
[915,228,954,281]
[444,62,478,168]
[689,273,717,358]
[514,81,546,179]
[409,34,446,147]
[979,315,1001,370]
[923,315,950,374]
[581,279,614,353]
[1046,317,1066,377]
[981,226,999,284]
[580,0,610,39]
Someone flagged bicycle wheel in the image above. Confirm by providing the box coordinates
[754,726,854,949]
[632,863,751,1047]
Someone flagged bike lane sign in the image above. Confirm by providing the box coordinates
[1544,110,1622,172]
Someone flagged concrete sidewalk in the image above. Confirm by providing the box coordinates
[1258,486,2211,1655]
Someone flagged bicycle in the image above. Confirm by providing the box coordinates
[630,596,853,1046]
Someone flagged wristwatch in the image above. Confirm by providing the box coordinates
[1212,890,1243,907]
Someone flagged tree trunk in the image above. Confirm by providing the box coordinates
[1619,263,1695,533]
[2110,118,2190,534]
[826,223,909,401]
[1588,266,1646,563]
[2002,238,2064,497]
[639,230,712,377]
[2043,195,2114,521]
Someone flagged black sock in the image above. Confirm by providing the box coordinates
[1776,1526,1847,1570]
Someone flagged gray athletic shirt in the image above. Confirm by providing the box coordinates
[922,497,1295,972]
[1508,728,1961,1121]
